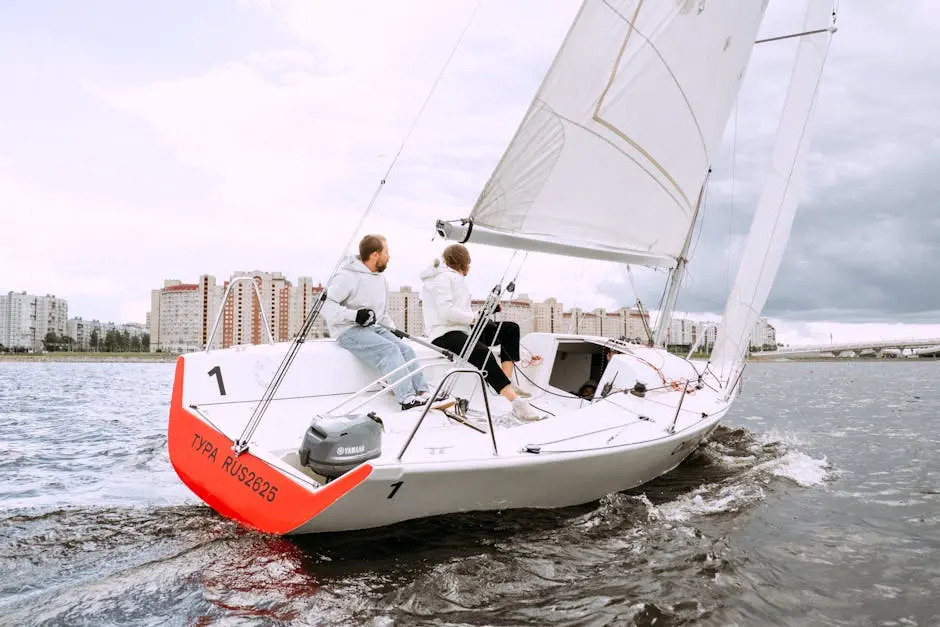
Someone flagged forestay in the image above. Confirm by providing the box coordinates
[711,0,835,384]
[458,0,768,264]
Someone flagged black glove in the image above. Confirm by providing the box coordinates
[356,308,376,327]
[493,304,502,313]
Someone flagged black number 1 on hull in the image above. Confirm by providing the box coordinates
[208,366,226,396]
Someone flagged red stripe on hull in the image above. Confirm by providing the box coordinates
[167,356,371,534]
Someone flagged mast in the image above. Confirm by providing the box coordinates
[653,171,710,346]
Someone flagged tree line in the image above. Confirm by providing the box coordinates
[35,329,151,352]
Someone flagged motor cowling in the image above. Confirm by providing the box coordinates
[298,413,382,479]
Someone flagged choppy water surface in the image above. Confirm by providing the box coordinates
[0,360,937,626]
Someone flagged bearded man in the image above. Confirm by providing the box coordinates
[324,234,431,410]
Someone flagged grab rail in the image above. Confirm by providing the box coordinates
[323,323,476,417]
[205,276,274,351]
[324,356,449,417]
[667,380,690,434]
[397,367,496,460]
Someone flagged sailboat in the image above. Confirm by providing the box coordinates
[166,0,836,535]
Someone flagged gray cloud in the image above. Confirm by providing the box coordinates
[600,2,940,324]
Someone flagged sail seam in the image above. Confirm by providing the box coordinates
[469,1,590,218]
[548,107,690,220]
[593,0,711,210]
[600,0,708,153]
[593,0,643,117]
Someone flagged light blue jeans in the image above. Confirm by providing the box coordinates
[337,326,429,403]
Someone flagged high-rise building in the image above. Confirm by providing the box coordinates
[144,269,743,355]
[0,291,68,351]
[66,317,94,350]
[750,318,776,350]
[666,318,696,347]
[470,295,535,336]
[149,276,223,353]
[532,298,565,334]
[388,286,424,336]
[289,277,327,339]
[697,323,718,352]
[221,271,290,348]
[500,295,534,336]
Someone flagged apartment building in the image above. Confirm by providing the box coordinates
[66,318,150,350]
[666,318,696,347]
[149,276,224,353]
[149,272,330,352]
[531,298,565,334]
[289,277,327,339]
[470,296,536,336]
[698,323,718,352]
[555,306,650,340]
[750,318,777,350]
[0,291,68,350]
[221,271,290,347]
[387,286,425,336]
[144,270,777,356]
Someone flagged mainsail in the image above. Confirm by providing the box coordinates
[442,0,769,267]
[710,0,835,384]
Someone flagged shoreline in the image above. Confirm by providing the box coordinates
[0,352,178,363]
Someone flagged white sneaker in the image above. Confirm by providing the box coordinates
[511,384,531,398]
[511,398,542,422]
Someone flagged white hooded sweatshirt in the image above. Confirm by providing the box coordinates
[323,255,395,338]
[419,259,475,341]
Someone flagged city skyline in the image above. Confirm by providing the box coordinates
[7,262,939,351]
[144,270,776,354]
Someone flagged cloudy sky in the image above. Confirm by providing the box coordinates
[1,0,938,346]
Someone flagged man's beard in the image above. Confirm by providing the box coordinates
[375,261,388,273]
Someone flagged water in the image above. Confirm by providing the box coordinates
[0,360,937,626]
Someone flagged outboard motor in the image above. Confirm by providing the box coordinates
[298,413,383,479]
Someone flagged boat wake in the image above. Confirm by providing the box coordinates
[0,424,833,626]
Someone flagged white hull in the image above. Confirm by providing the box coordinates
[167,333,732,534]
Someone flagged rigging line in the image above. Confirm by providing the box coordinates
[717,12,839,383]
[567,259,588,334]
[688,169,711,262]
[353,0,483,235]
[514,365,580,399]
[322,0,484,295]
[233,1,482,451]
[726,101,738,296]
[653,269,669,340]
[734,29,835,349]
[467,252,530,405]
[487,252,529,352]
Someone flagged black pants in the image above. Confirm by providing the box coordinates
[431,321,520,393]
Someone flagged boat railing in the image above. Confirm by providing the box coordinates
[397,367,497,460]
[323,355,451,417]
[322,323,486,418]
[205,276,275,351]
[667,380,691,434]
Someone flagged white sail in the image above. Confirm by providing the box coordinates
[710,0,835,384]
[461,0,769,263]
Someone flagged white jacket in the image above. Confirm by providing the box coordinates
[322,255,395,338]
[419,260,475,341]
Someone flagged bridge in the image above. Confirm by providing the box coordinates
[750,337,940,359]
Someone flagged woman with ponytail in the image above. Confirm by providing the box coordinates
[419,244,541,421]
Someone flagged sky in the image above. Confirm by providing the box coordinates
[1,0,938,347]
